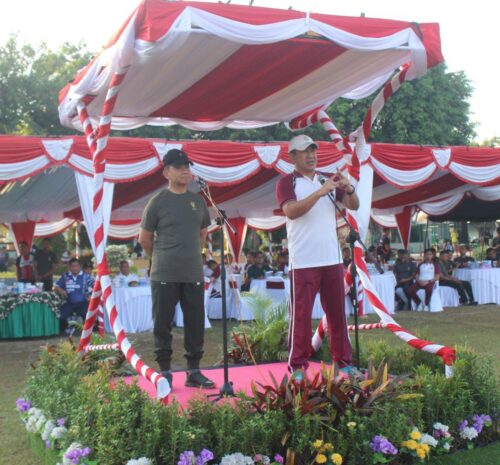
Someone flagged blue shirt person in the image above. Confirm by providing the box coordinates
[55,258,95,334]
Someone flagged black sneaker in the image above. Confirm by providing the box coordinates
[160,370,173,389]
[185,369,216,389]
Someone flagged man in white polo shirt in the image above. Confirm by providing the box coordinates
[275,134,359,376]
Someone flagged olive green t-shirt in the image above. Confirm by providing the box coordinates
[141,189,211,282]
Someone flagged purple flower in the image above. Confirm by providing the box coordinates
[178,451,195,465]
[57,418,66,427]
[480,414,492,424]
[274,454,284,464]
[45,440,51,449]
[82,447,91,457]
[472,415,484,434]
[458,420,468,432]
[16,398,32,413]
[370,435,398,455]
[198,449,214,465]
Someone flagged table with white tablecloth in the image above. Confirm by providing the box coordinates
[454,268,500,304]
[104,286,211,333]
[361,272,397,315]
[246,271,396,318]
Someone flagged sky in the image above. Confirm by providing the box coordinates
[1,0,498,141]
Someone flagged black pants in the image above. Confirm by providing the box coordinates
[440,280,475,303]
[60,301,88,331]
[41,277,53,292]
[151,281,205,371]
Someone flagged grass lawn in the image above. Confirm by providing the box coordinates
[0,304,498,464]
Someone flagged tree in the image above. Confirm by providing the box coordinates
[0,35,92,135]
[1,36,475,146]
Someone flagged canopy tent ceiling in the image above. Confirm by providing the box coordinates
[58,0,443,132]
[0,136,499,236]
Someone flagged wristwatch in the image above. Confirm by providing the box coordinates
[346,185,356,195]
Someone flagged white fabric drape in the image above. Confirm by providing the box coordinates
[74,172,114,252]
[418,195,464,216]
[108,222,141,239]
[247,216,286,231]
[34,218,75,237]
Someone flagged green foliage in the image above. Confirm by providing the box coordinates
[105,244,129,272]
[21,338,499,465]
[227,294,289,364]
[0,35,91,135]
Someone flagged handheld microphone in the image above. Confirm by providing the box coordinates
[196,176,208,190]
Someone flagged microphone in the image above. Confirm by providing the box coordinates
[196,176,208,190]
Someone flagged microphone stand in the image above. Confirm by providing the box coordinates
[198,180,236,399]
[323,188,383,370]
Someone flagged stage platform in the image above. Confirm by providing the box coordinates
[125,361,336,407]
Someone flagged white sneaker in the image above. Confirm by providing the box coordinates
[424,305,429,311]
[416,302,424,311]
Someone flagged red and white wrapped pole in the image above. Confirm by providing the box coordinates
[76,67,170,399]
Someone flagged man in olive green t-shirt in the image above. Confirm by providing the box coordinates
[139,149,215,390]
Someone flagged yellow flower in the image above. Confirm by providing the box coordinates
[420,443,430,453]
[313,440,324,450]
[416,447,426,459]
[410,430,422,441]
[316,453,327,464]
[331,453,343,465]
[324,443,334,451]
[347,422,357,430]
[402,440,418,450]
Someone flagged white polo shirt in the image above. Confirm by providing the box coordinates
[276,171,345,270]
[417,262,439,281]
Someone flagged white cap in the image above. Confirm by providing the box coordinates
[288,134,318,153]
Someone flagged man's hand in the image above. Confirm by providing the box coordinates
[317,177,337,197]
[331,168,352,192]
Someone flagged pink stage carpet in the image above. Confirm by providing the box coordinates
[125,361,336,407]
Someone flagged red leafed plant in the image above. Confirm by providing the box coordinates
[250,360,407,422]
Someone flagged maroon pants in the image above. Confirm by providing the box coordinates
[407,282,434,305]
[288,264,351,371]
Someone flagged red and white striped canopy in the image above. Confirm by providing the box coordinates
[0,136,498,238]
[58,0,443,132]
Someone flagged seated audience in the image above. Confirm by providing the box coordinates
[55,258,94,334]
[114,260,139,287]
[407,248,440,311]
[16,241,35,284]
[242,252,272,290]
[202,253,213,278]
[486,247,496,264]
[277,252,289,274]
[438,250,477,305]
[83,263,95,278]
[243,252,256,277]
[394,249,416,310]
[342,246,352,268]
[225,253,241,275]
[206,259,221,296]
[492,226,500,259]
[365,245,380,265]
[453,244,476,268]
[0,246,9,272]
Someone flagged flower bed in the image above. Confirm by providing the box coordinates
[17,338,498,465]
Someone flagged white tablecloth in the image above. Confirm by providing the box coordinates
[247,272,396,318]
[104,285,211,333]
[455,268,500,304]
[105,286,154,333]
[361,272,397,315]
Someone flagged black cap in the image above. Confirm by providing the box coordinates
[162,149,193,167]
